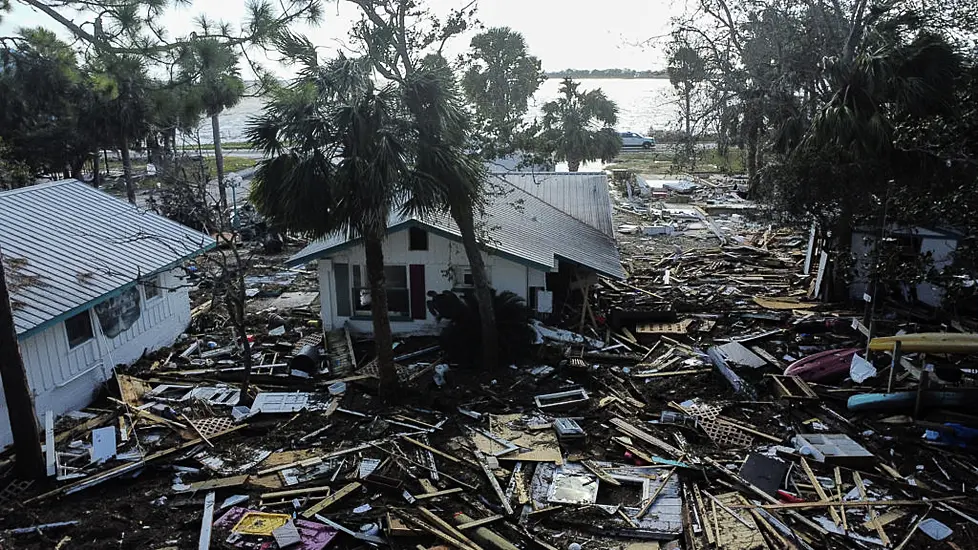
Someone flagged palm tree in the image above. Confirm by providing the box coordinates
[538,78,621,172]
[88,55,151,204]
[178,39,245,213]
[248,57,417,396]
[401,60,500,370]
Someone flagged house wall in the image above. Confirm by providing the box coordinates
[850,229,958,308]
[0,267,192,449]
[318,229,548,335]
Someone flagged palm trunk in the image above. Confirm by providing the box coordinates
[829,202,855,302]
[211,113,228,215]
[364,230,397,397]
[567,157,582,172]
[0,246,45,479]
[451,200,498,370]
[120,135,136,204]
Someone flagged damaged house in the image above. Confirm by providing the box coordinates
[287,172,625,334]
[0,180,214,448]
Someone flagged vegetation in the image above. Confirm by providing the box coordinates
[436,290,536,367]
[536,78,622,172]
[669,0,978,301]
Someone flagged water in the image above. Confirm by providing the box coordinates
[186,78,678,145]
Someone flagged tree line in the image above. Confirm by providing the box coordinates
[665,0,978,304]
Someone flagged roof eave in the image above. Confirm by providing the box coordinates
[15,240,217,341]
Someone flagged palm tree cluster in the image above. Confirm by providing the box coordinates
[248,53,494,395]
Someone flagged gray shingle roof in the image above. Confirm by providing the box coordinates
[0,180,216,338]
[287,173,624,279]
[498,172,615,237]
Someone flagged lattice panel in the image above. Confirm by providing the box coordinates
[0,479,33,507]
[192,416,236,438]
[700,419,753,448]
[685,402,722,421]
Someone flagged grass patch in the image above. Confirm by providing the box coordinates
[178,141,253,151]
[209,156,258,173]
[605,147,745,175]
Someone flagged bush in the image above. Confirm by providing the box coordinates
[429,289,536,368]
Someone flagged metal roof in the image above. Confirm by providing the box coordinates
[288,173,624,280]
[0,180,216,338]
[497,172,615,237]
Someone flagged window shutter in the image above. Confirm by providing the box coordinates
[409,264,426,320]
[334,264,351,317]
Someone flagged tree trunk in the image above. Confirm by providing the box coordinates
[0,246,45,479]
[364,231,397,397]
[829,201,855,302]
[567,157,581,172]
[225,270,253,404]
[211,114,228,215]
[745,126,759,197]
[92,151,102,188]
[120,135,136,204]
[451,200,499,370]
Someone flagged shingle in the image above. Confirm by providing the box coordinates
[288,173,624,280]
[0,180,216,337]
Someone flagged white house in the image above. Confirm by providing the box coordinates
[850,225,962,307]
[287,172,625,335]
[0,180,215,448]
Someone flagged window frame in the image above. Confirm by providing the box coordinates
[351,265,411,320]
[142,274,162,301]
[408,226,429,251]
[64,309,94,349]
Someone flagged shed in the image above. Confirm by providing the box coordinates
[0,180,215,449]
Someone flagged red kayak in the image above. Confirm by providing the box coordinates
[784,348,861,382]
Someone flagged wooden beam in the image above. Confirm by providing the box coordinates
[301,482,361,519]
[456,515,504,531]
[799,458,841,526]
[854,471,890,547]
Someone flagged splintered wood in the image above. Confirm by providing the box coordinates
[704,492,768,550]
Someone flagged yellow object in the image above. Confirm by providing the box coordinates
[232,512,292,535]
[868,332,978,354]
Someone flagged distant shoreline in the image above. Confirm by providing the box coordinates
[544,70,668,79]
[544,75,670,80]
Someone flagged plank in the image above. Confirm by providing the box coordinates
[178,474,250,493]
[261,485,332,500]
[418,507,483,550]
[301,482,361,519]
[198,491,216,550]
[799,458,841,526]
[45,411,56,477]
[456,515,504,531]
[609,417,683,457]
[413,488,464,500]
[579,460,621,486]
[853,472,890,546]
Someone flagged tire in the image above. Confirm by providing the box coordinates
[642,142,652,150]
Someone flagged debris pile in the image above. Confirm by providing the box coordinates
[2,176,978,550]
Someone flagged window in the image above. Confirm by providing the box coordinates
[409,227,429,251]
[143,275,161,300]
[65,310,94,348]
[352,265,410,318]
[452,266,487,290]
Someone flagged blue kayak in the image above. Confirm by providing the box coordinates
[847,391,972,412]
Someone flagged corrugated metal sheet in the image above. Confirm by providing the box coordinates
[498,172,615,237]
[288,174,624,279]
[0,180,215,337]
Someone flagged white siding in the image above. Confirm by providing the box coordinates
[850,229,958,308]
[320,229,547,335]
[0,267,192,449]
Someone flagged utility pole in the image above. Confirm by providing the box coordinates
[0,245,45,479]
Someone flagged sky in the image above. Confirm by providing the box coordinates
[0,0,681,77]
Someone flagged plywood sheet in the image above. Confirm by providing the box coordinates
[471,414,563,464]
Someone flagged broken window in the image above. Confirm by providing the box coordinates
[65,310,94,348]
[352,265,410,318]
[143,274,161,300]
[408,227,428,251]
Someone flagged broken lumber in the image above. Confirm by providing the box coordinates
[301,482,361,519]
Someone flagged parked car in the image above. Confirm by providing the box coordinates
[618,131,656,149]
